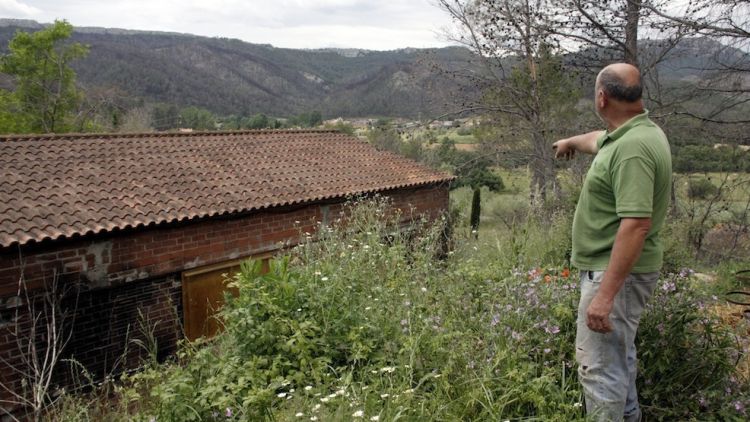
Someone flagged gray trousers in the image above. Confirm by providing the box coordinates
[575,270,659,422]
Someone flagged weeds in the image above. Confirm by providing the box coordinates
[41,197,750,421]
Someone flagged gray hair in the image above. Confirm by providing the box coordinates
[598,68,642,102]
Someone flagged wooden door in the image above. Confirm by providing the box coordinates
[182,260,242,341]
[182,256,271,341]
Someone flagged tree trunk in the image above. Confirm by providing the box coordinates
[625,0,641,66]
[529,128,555,208]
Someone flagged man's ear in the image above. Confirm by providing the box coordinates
[597,89,607,109]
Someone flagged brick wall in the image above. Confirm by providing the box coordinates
[0,184,449,414]
[56,275,183,383]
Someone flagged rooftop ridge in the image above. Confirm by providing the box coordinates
[0,129,343,142]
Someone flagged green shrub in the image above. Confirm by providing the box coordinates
[112,199,588,420]
[638,272,745,420]
[55,199,749,421]
[661,219,695,274]
[688,177,718,199]
[488,192,530,225]
[456,126,472,136]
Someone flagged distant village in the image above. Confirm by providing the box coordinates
[174,116,483,136]
[322,116,480,131]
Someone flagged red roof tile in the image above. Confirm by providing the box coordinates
[0,130,453,248]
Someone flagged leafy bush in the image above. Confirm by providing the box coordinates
[660,221,695,274]
[287,111,322,128]
[688,177,718,199]
[367,128,401,153]
[398,136,423,161]
[487,192,530,225]
[456,126,473,136]
[54,199,749,421]
[638,271,746,420]
[673,145,750,173]
[324,121,356,135]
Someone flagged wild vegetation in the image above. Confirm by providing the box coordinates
[38,191,749,421]
[1,2,750,421]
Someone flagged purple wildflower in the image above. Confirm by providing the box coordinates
[661,280,676,293]
[734,401,745,414]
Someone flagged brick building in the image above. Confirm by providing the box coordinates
[0,130,452,413]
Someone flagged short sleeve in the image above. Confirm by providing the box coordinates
[612,156,655,218]
[596,131,611,150]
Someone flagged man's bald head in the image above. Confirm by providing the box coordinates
[596,63,642,103]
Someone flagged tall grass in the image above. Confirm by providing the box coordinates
[48,197,748,421]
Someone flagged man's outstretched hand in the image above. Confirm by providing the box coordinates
[552,131,603,158]
[553,138,576,160]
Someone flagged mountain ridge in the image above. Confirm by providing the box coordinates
[0,19,474,119]
[0,20,743,120]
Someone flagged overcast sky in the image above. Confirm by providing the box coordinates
[0,0,458,50]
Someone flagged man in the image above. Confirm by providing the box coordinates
[553,63,672,422]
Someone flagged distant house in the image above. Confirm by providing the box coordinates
[0,130,452,410]
[427,120,456,129]
[323,117,345,126]
[714,143,750,152]
[349,119,375,130]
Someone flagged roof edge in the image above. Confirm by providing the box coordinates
[0,128,344,142]
[0,178,454,250]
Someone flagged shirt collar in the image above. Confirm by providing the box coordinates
[597,109,650,149]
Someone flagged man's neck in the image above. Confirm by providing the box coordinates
[605,103,645,131]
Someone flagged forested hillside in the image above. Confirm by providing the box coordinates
[0,20,475,118]
[0,20,744,123]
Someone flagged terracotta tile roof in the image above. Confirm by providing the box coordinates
[0,130,453,248]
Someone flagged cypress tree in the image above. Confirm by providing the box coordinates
[470,187,481,238]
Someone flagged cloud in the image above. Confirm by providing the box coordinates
[11,0,456,50]
[242,24,448,50]
[0,0,41,16]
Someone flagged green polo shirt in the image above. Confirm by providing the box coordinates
[572,111,672,273]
